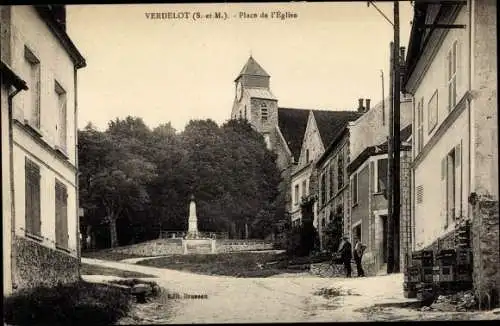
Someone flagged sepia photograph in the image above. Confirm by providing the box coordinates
[1,1,499,324]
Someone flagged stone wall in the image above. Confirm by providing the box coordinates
[215,239,274,253]
[111,238,184,256]
[108,238,274,256]
[471,198,499,308]
[13,236,79,291]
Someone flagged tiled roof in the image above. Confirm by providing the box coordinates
[277,108,310,162]
[245,88,277,100]
[238,56,270,77]
[277,108,362,163]
[312,110,363,146]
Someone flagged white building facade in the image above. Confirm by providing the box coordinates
[1,5,86,294]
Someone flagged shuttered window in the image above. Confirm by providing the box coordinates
[261,103,268,122]
[24,46,41,129]
[442,143,462,228]
[447,40,460,111]
[55,81,67,152]
[25,158,41,236]
[55,180,69,249]
[337,153,344,190]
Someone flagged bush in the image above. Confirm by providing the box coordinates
[3,281,131,326]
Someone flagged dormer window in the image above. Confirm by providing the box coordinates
[305,149,310,163]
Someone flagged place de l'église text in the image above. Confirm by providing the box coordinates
[144,11,298,21]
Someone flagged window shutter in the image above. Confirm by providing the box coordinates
[455,144,461,218]
[25,161,33,233]
[441,156,448,229]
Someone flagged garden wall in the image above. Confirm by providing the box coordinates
[110,238,184,256]
[107,238,274,256]
[215,239,274,253]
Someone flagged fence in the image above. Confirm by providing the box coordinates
[159,231,229,240]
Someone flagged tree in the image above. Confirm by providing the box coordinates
[78,120,157,247]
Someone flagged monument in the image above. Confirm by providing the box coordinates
[186,194,199,239]
[182,195,216,254]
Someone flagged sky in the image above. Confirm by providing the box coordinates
[66,2,414,133]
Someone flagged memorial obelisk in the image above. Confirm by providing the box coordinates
[186,194,199,239]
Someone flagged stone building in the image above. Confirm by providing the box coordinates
[403,0,498,304]
[1,5,86,294]
[230,57,362,232]
[289,109,363,228]
[347,104,412,275]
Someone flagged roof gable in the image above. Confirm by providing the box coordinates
[312,110,363,146]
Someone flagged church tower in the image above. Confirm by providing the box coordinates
[231,56,278,149]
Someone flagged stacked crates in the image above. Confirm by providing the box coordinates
[435,249,456,293]
[455,247,473,290]
[411,250,434,300]
[403,265,420,298]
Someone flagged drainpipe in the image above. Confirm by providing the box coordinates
[467,0,474,214]
[8,88,23,291]
[74,65,81,277]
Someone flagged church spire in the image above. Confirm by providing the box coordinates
[235,56,270,81]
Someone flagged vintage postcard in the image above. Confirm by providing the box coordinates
[1,1,498,324]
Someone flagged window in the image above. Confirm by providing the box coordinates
[337,153,344,190]
[244,105,247,120]
[24,46,41,129]
[305,149,310,163]
[442,144,461,228]
[264,134,271,150]
[352,173,358,205]
[55,81,67,152]
[377,158,388,193]
[447,40,458,111]
[302,180,307,199]
[261,103,268,122]
[428,90,438,133]
[416,97,424,154]
[239,110,242,119]
[55,180,68,249]
[321,218,326,227]
[294,184,299,206]
[329,161,335,197]
[353,223,361,242]
[25,158,41,237]
[320,173,326,206]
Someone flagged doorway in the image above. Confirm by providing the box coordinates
[381,215,388,263]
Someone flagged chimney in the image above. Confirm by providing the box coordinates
[365,99,371,111]
[358,98,364,112]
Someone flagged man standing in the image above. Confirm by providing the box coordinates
[337,236,352,277]
[354,237,366,277]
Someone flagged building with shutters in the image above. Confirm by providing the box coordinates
[1,5,86,294]
[403,0,498,301]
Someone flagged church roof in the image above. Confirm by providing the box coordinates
[245,88,277,100]
[277,108,362,162]
[237,56,270,79]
